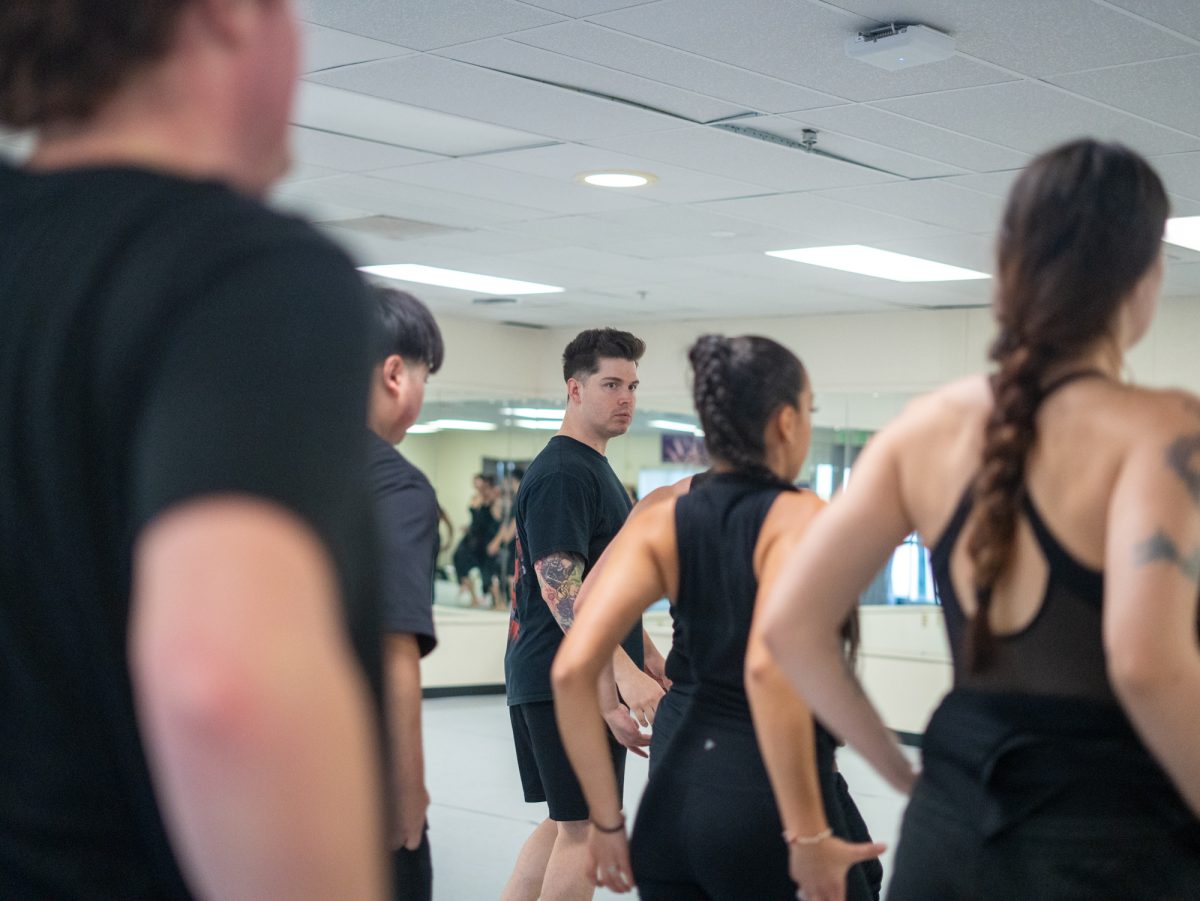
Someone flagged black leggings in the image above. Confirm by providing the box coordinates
[632,719,880,901]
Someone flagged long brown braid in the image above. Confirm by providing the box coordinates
[965,140,1168,671]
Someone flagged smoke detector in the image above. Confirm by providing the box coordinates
[845,24,955,71]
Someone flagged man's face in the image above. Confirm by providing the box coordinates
[570,357,639,440]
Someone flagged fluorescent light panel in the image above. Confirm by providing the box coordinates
[766,245,991,282]
[512,419,563,430]
[650,419,704,436]
[501,408,564,420]
[406,424,441,434]
[1164,216,1200,252]
[360,264,564,296]
[427,419,497,432]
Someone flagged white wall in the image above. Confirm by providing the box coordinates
[432,296,1200,413]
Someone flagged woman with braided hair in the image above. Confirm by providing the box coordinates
[553,335,883,900]
[761,138,1200,898]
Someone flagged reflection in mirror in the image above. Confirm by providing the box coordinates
[399,392,938,608]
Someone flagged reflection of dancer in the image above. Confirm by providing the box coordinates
[554,335,882,900]
[453,475,501,607]
[489,469,524,610]
[763,140,1200,900]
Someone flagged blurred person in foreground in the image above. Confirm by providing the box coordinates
[0,1,388,898]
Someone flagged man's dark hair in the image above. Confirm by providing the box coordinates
[370,285,444,373]
[0,0,189,127]
[561,328,645,382]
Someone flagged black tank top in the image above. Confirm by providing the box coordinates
[931,369,1114,701]
[662,469,712,693]
[932,490,1112,701]
[673,470,794,720]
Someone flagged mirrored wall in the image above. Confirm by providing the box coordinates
[399,391,937,610]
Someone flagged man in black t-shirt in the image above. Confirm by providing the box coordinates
[364,286,444,901]
[502,329,668,901]
[0,3,386,899]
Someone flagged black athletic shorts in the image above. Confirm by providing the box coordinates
[509,700,627,822]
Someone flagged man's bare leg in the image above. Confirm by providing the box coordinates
[540,820,594,901]
[500,817,556,901]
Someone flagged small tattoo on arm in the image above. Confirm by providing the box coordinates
[1135,530,1200,582]
[1165,433,1200,505]
[535,554,585,632]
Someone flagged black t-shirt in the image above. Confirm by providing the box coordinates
[504,435,641,705]
[368,432,438,656]
[0,163,382,899]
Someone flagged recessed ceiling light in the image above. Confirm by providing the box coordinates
[1164,216,1200,252]
[650,419,704,436]
[360,264,563,296]
[426,419,497,432]
[765,245,991,282]
[501,408,564,420]
[577,170,658,188]
[512,419,564,431]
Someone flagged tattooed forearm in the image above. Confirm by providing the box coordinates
[1135,530,1200,582]
[1165,433,1200,504]
[535,553,585,633]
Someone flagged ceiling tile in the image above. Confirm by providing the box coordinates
[309,55,683,142]
[701,192,953,242]
[939,169,1023,198]
[274,174,555,228]
[1155,151,1200,201]
[747,116,969,179]
[435,38,747,123]
[875,81,1200,157]
[589,0,1014,102]
[1101,0,1200,41]
[297,0,564,51]
[469,142,776,202]
[290,125,443,171]
[368,158,657,215]
[826,0,1196,77]
[816,180,1006,233]
[300,22,413,72]
[294,82,550,156]
[782,104,1029,173]
[518,0,660,16]
[510,20,842,113]
[1050,55,1200,139]
[593,126,900,191]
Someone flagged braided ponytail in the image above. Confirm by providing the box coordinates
[964,139,1168,672]
[966,338,1051,669]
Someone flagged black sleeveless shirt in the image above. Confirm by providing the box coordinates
[932,490,1113,702]
[673,471,795,722]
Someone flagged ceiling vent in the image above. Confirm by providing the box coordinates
[845,24,956,71]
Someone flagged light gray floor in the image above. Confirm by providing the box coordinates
[424,695,915,900]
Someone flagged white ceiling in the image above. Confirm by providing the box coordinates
[14,1,1200,325]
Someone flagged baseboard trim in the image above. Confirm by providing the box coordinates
[423,684,506,699]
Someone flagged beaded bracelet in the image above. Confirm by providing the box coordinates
[590,814,626,834]
[783,826,833,847]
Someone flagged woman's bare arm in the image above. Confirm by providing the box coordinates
[760,430,918,794]
[1105,400,1200,815]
